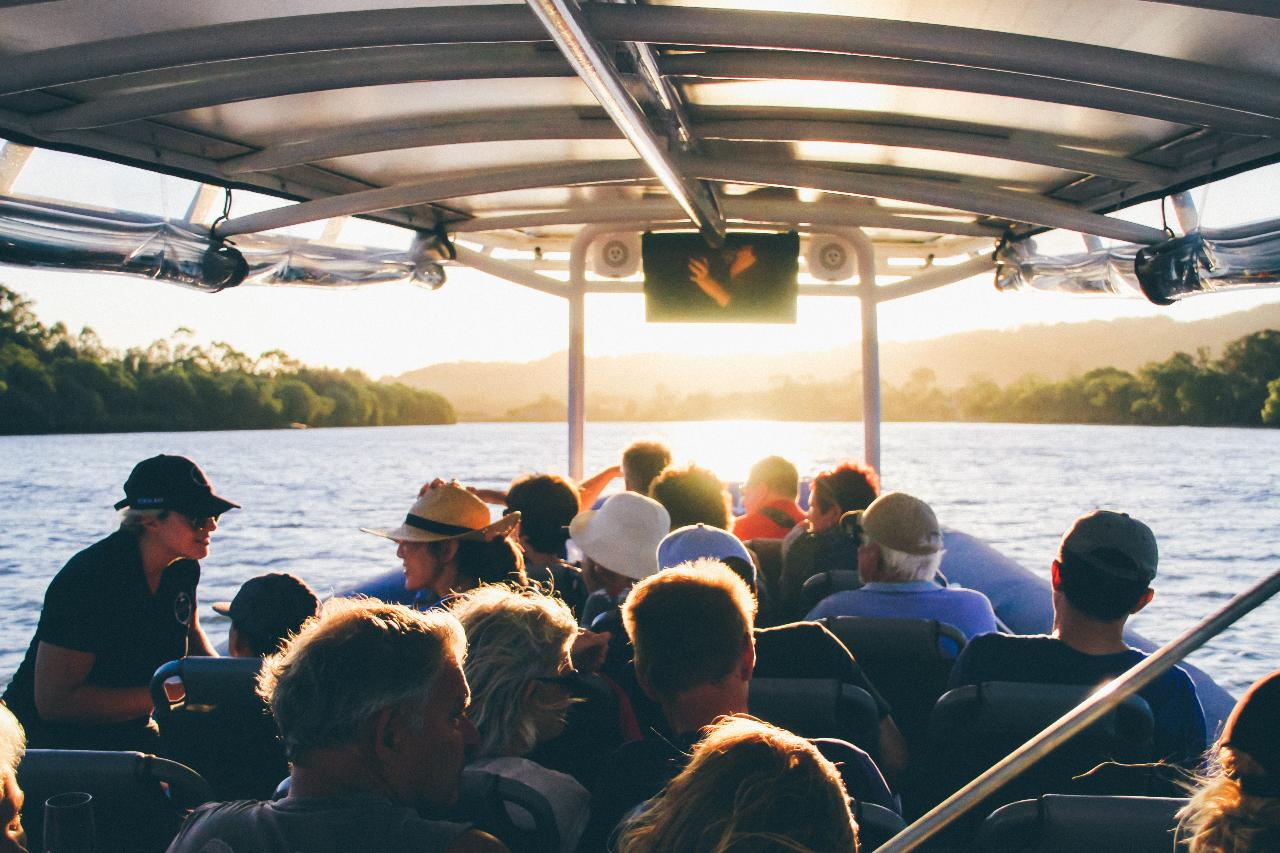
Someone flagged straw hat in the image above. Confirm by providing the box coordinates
[361,481,518,543]
[569,492,670,580]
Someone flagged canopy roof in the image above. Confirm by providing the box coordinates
[2,0,1278,258]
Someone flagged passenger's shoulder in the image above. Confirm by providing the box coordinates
[446,829,509,853]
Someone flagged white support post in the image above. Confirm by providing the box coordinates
[0,142,34,195]
[1171,191,1200,235]
[837,229,881,477]
[567,226,610,480]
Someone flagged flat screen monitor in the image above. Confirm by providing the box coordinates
[643,231,799,323]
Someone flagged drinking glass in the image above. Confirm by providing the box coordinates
[42,791,96,853]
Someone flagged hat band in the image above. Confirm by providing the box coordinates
[403,514,477,537]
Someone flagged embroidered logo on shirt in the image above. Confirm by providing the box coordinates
[174,591,194,626]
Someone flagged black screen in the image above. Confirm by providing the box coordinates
[643,231,799,323]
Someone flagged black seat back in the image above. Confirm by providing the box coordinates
[18,749,213,853]
[821,615,966,747]
[749,678,880,759]
[854,800,906,852]
[150,656,289,800]
[925,683,1159,841]
[745,537,784,627]
[973,794,1186,853]
[801,570,862,614]
[452,768,560,853]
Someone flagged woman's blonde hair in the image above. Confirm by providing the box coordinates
[448,584,577,758]
[616,715,859,853]
[1177,747,1280,852]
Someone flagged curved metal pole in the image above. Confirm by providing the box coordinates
[7,5,1276,120]
[452,245,568,298]
[224,112,1168,185]
[566,226,612,480]
[878,567,1280,852]
[215,154,1163,243]
[32,44,1280,139]
[450,199,1003,238]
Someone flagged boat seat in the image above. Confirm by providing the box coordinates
[529,671,626,786]
[801,569,863,614]
[17,749,213,853]
[744,537,785,627]
[855,800,907,852]
[272,771,559,853]
[749,677,880,760]
[451,768,560,853]
[970,794,1186,853]
[820,615,967,749]
[150,656,290,801]
[924,682,1159,842]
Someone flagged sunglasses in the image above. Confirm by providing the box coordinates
[533,669,580,689]
[182,514,220,530]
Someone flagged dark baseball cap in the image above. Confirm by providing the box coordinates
[1059,510,1158,584]
[114,455,239,517]
[212,573,319,643]
[1221,669,1280,794]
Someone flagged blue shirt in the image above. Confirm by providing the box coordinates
[806,581,999,642]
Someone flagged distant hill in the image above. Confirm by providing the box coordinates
[392,303,1280,420]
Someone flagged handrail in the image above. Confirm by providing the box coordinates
[877,567,1280,852]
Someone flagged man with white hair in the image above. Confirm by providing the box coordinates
[806,492,998,641]
[166,599,506,853]
[0,705,26,853]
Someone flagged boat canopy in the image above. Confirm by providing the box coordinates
[3,0,1280,472]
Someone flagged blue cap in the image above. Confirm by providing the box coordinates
[658,523,753,571]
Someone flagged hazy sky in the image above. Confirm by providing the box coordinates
[5,148,1279,378]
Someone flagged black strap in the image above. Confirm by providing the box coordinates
[760,506,797,531]
[403,514,475,536]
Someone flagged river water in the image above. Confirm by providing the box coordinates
[0,421,1275,699]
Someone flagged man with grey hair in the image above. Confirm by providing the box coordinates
[806,491,998,641]
[166,599,507,853]
[0,705,26,853]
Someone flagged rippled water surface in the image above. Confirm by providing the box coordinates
[0,421,1275,699]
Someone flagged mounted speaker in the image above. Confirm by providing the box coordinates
[591,232,642,278]
[806,234,856,282]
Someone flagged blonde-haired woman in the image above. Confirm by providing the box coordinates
[1178,670,1280,852]
[449,584,589,853]
[616,716,859,853]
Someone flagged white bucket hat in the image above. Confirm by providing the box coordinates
[569,492,670,580]
[361,481,519,544]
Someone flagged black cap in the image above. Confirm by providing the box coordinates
[212,573,319,644]
[114,455,240,516]
[1221,669,1280,796]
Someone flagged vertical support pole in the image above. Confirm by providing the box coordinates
[0,142,35,195]
[1170,191,1200,235]
[837,229,881,477]
[567,226,609,481]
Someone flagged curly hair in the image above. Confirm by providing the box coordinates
[448,584,578,758]
[1178,747,1280,852]
[258,598,466,764]
[650,464,731,531]
[616,716,858,853]
[811,463,879,515]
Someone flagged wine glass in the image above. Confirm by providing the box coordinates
[42,791,95,853]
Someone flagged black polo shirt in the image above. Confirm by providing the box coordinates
[3,529,199,750]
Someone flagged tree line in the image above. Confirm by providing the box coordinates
[503,329,1280,427]
[0,285,455,434]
